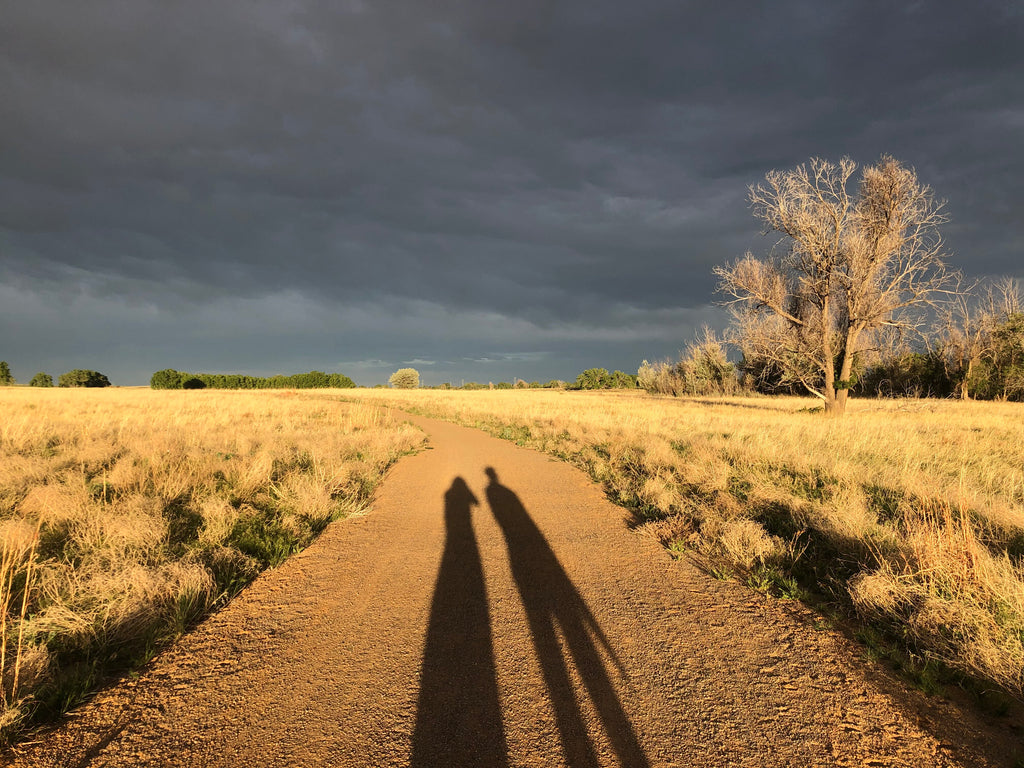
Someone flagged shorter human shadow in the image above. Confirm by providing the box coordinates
[485,467,649,768]
[410,477,508,768]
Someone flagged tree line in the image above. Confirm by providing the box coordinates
[150,369,356,390]
[638,297,1024,402]
[0,363,110,387]
[406,371,636,390]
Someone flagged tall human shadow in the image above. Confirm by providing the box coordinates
[410,477,508,768]
[485,467,650,768]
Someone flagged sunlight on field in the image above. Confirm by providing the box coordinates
[348,388,1024,698]
[0,387,422,737]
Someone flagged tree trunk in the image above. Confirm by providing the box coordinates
[824,394,841,416]
[960,358,973,400]
[826,328,857,418]
[833,388,849,415]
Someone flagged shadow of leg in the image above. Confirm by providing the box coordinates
[411,477,508,768]
[562,616,649,767]
[485,467,649,768]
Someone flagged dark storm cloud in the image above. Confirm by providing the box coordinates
[2,1,1023,383]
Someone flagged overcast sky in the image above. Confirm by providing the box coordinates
[2,1,1022,385]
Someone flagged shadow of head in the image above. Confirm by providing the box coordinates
[485,466,499,483]
[445,476,477,507]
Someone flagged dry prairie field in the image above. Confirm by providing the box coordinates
[346,388,1024,703]
[0,387,423,739]
[3,386,1024,749]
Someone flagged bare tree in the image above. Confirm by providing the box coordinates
[715,156,954,416]
[939,276,1022,399]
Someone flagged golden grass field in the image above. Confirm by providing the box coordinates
[0,387,423,738]
[2,385,1022,741]
[346,388,1024,701]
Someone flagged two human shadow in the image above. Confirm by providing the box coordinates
[410,468,649,768]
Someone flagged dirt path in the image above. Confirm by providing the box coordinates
[5,413,1019,767]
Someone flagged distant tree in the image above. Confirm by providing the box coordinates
[938,277,1022,400]
[58,369,112,388]
[639,328,738,396]
[607,370,638,388]
[970,312,1024,401]
[573,368,637,390]
[683,328,737,395]
[327,373,356,388]
[858,350,951,398]
[181,376,206,389]
[574,368,610,390]
[291,371,329,388]
[150,368,185,389]
[29,372,53,387]
[389,368,420,389]
[0,361,13,386]
[716,156,953,416]
[636,360,658,393]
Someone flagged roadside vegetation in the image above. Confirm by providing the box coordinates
[0,387,422,742]
[348,387,1024,704]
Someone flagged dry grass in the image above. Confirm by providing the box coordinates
[346,388,1024,698]
[0,387,423,739]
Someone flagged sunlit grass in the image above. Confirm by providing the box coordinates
[346,388,1024,699]
[0,387,423,740]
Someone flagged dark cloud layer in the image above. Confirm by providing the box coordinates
[2,1,1022,384]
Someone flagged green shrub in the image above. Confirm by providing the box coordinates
[574,368,638,390]
[978,313,1024,401]
[574,368,609,390]
[608,370,638,388]
[150,369,184,389]
[327,373,356,388]
[58,369,112,388]
[29,372,53,387]
[0,361,13,386]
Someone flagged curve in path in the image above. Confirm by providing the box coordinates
[5,413,1017,767]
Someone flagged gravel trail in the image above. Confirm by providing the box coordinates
[5,412,1018,767]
